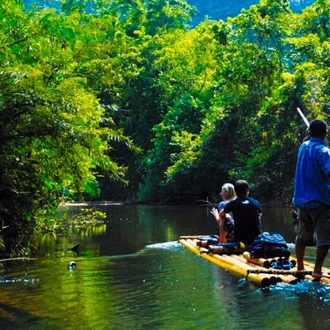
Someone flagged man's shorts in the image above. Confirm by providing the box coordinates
[295,204,330,246]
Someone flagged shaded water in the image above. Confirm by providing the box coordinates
[0,205,330,329]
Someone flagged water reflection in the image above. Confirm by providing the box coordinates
[0,205,329,329]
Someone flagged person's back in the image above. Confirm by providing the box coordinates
[223,180,262,245]
[293,132,330,208]
[211,183,236,242]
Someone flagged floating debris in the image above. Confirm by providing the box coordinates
[68,261,77,270]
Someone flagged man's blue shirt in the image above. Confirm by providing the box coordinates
[293,137,330,208]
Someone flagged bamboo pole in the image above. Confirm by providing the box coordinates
[214,255,271,287]
[289,257,330,283]
[179,235,218,240]
[242,251,271,268]
[297,107,309,127]
[277,274,300,285]
[228,254,280,285]
[218,254,273,287]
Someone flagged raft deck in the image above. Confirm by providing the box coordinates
[178,235,330,287]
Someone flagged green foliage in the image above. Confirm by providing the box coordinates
[35,207,106,233]
[136,0,329,202]
[0,0,138,241]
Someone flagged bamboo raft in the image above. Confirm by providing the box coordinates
[178,235,330,287]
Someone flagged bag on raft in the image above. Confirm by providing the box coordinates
[196,236,219,248]
[251,232,291,258]
[208,241,245,255]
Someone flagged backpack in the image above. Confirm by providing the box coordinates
[250,232,291,258]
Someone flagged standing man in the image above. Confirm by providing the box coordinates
[293,119,330,278]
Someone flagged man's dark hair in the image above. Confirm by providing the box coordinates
[309,119,328,138]
[235,180,249,198]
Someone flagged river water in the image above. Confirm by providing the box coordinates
[0,204,329,330]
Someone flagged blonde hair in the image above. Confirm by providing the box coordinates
[221,183,236,200]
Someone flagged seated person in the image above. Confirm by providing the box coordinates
[220,180,262,245]
[210,183,236,243]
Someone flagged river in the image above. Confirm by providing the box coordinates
[0,204,329,329]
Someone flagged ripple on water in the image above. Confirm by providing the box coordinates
[145,241,182,250]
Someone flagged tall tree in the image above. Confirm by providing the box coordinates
[0,1,133,242]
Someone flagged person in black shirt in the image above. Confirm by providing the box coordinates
[220,180,262,245]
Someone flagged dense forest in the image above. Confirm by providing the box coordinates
[0,0,329,249]
[188,0,316,24]
[22,0,317,25]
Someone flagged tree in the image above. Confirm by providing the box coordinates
[0,1,134,247]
